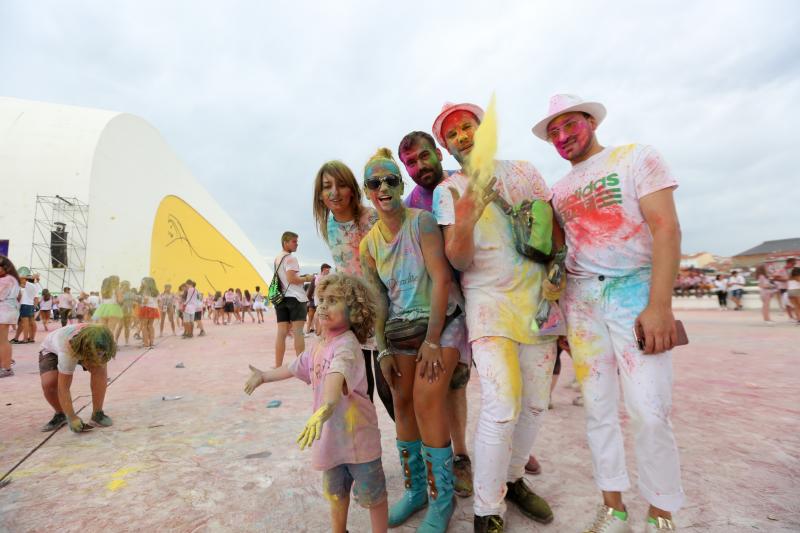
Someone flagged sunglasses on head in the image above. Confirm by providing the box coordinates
[364,174,402,190]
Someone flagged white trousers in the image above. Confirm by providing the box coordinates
[563,271,685,512]
[472,336,556,517]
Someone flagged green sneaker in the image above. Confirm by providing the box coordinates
[474,514,503,533]
[41,412,67,432]
[91,410,113,427]
[505,477,553,524]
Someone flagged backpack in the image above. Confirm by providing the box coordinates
[268,254,290,306]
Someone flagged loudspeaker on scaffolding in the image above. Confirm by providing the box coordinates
[29,195,89,292]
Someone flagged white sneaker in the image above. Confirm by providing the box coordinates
[644,517,676,532]
[582,505,633,533]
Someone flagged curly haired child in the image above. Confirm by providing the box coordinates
[38,323,117,433]
[244,273,388,533]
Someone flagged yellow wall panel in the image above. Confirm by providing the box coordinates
[150,195,267,296]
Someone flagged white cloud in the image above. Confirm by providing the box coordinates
[1,0,797,267]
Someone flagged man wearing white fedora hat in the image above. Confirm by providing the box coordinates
[431,102,559,532]
[533,94,684,532]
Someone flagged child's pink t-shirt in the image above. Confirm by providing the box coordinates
[289,330,381,471]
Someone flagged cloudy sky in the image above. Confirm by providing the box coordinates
[2,0,797,269]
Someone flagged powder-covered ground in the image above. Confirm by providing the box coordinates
[0,306,797,532]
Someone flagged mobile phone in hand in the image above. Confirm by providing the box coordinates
[634,320,689,351]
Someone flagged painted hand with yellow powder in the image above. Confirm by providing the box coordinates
[449,176,499,229]
[542,276,566,301]
[68,417,92,433]
[297,403,335,450]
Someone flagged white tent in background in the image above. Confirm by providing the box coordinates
[0,97,269,295]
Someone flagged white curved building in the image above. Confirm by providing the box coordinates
[0,96,269,295]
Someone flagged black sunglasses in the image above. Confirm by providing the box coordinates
[364,174,402,190]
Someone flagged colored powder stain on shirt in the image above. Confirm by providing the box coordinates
[344,403,359,434]
[326,208,378,276]
[568,204,637,249]
[606,144,637,166]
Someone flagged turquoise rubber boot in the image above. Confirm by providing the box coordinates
[388,439,428,527]
[417,443,455,533]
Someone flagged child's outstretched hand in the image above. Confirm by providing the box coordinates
[297,403,334,450]
[244,364,265,395]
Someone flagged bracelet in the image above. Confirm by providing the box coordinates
[376,349,393,363]
[423,339,440,350]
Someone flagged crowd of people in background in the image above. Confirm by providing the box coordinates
[0,254,283,380]
[673,258,799,324]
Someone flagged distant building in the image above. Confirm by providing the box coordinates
[732,238,800,268]
[680,252,716,269]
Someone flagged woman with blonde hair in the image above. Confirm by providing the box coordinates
[93,275,123,333]
[313,160,394,421]
[359,148,467,532]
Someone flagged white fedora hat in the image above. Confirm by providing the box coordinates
[531,94,606,141]
[432,102,485,148]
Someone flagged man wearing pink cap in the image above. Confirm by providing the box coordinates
[431,102,557,532]
[533,94,684,532]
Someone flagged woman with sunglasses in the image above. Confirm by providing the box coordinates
[359,148,467,533]
[312,160,395,422]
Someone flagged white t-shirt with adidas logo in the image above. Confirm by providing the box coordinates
[551,144,678,278]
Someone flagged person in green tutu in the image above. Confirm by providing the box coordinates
[93,276,123,333]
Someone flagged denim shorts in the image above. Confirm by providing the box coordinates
[322,458,386,508]
[390,313,471,389]
[19,304,35,318]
